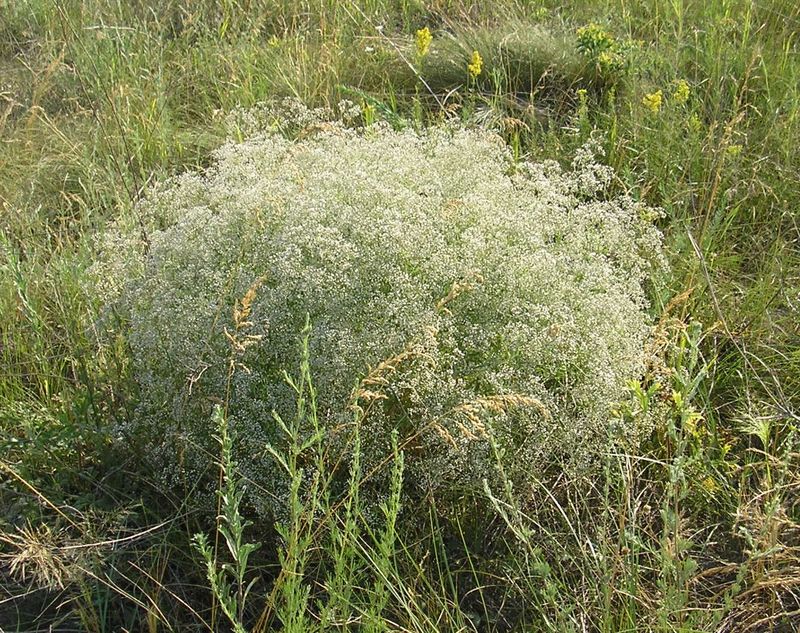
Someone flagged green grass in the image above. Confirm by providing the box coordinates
[1,0,798,631]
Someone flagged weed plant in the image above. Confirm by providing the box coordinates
[93,102,663,523]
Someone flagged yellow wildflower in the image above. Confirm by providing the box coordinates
[726,144,743,157]
[415,27,432,58]
[642,89,663,113]
[701,476,719,494]
[597,50,615,70]
[576,23,614,53]
[467,50,483,79]
[684,410,703,437]
[673,79,690,105]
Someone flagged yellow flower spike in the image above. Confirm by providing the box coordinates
[467,50,483,79]
[642,89,663,113]
[415,27,432,58]
[673,79,690,105]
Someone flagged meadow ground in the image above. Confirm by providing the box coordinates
[1,1,798,631]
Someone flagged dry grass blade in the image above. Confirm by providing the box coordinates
[449,394,550,442]
[0,523,73,590]
[435,270,484,316]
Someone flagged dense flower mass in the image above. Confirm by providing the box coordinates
[415,26,432,58]
[95,103,665,518]
[467,50,483,78]
[642,89,664,113]
[672,79,690,105]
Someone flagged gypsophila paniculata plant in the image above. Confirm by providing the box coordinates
[93,100,665,519]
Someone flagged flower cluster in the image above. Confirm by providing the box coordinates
[576,23,630,74]
[415,27,432,58]
[642,89,663,113]
[641,80,691,113]
[467,50,483,79]
[672,79,690,105]
[94,102,665,519]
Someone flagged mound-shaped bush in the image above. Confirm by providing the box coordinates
[96,106,664,519]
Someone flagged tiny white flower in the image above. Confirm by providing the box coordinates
[94,100,665,519]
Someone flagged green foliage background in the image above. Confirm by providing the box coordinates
[1,1,798,631]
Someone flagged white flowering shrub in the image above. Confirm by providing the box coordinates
[96,105,664,519]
